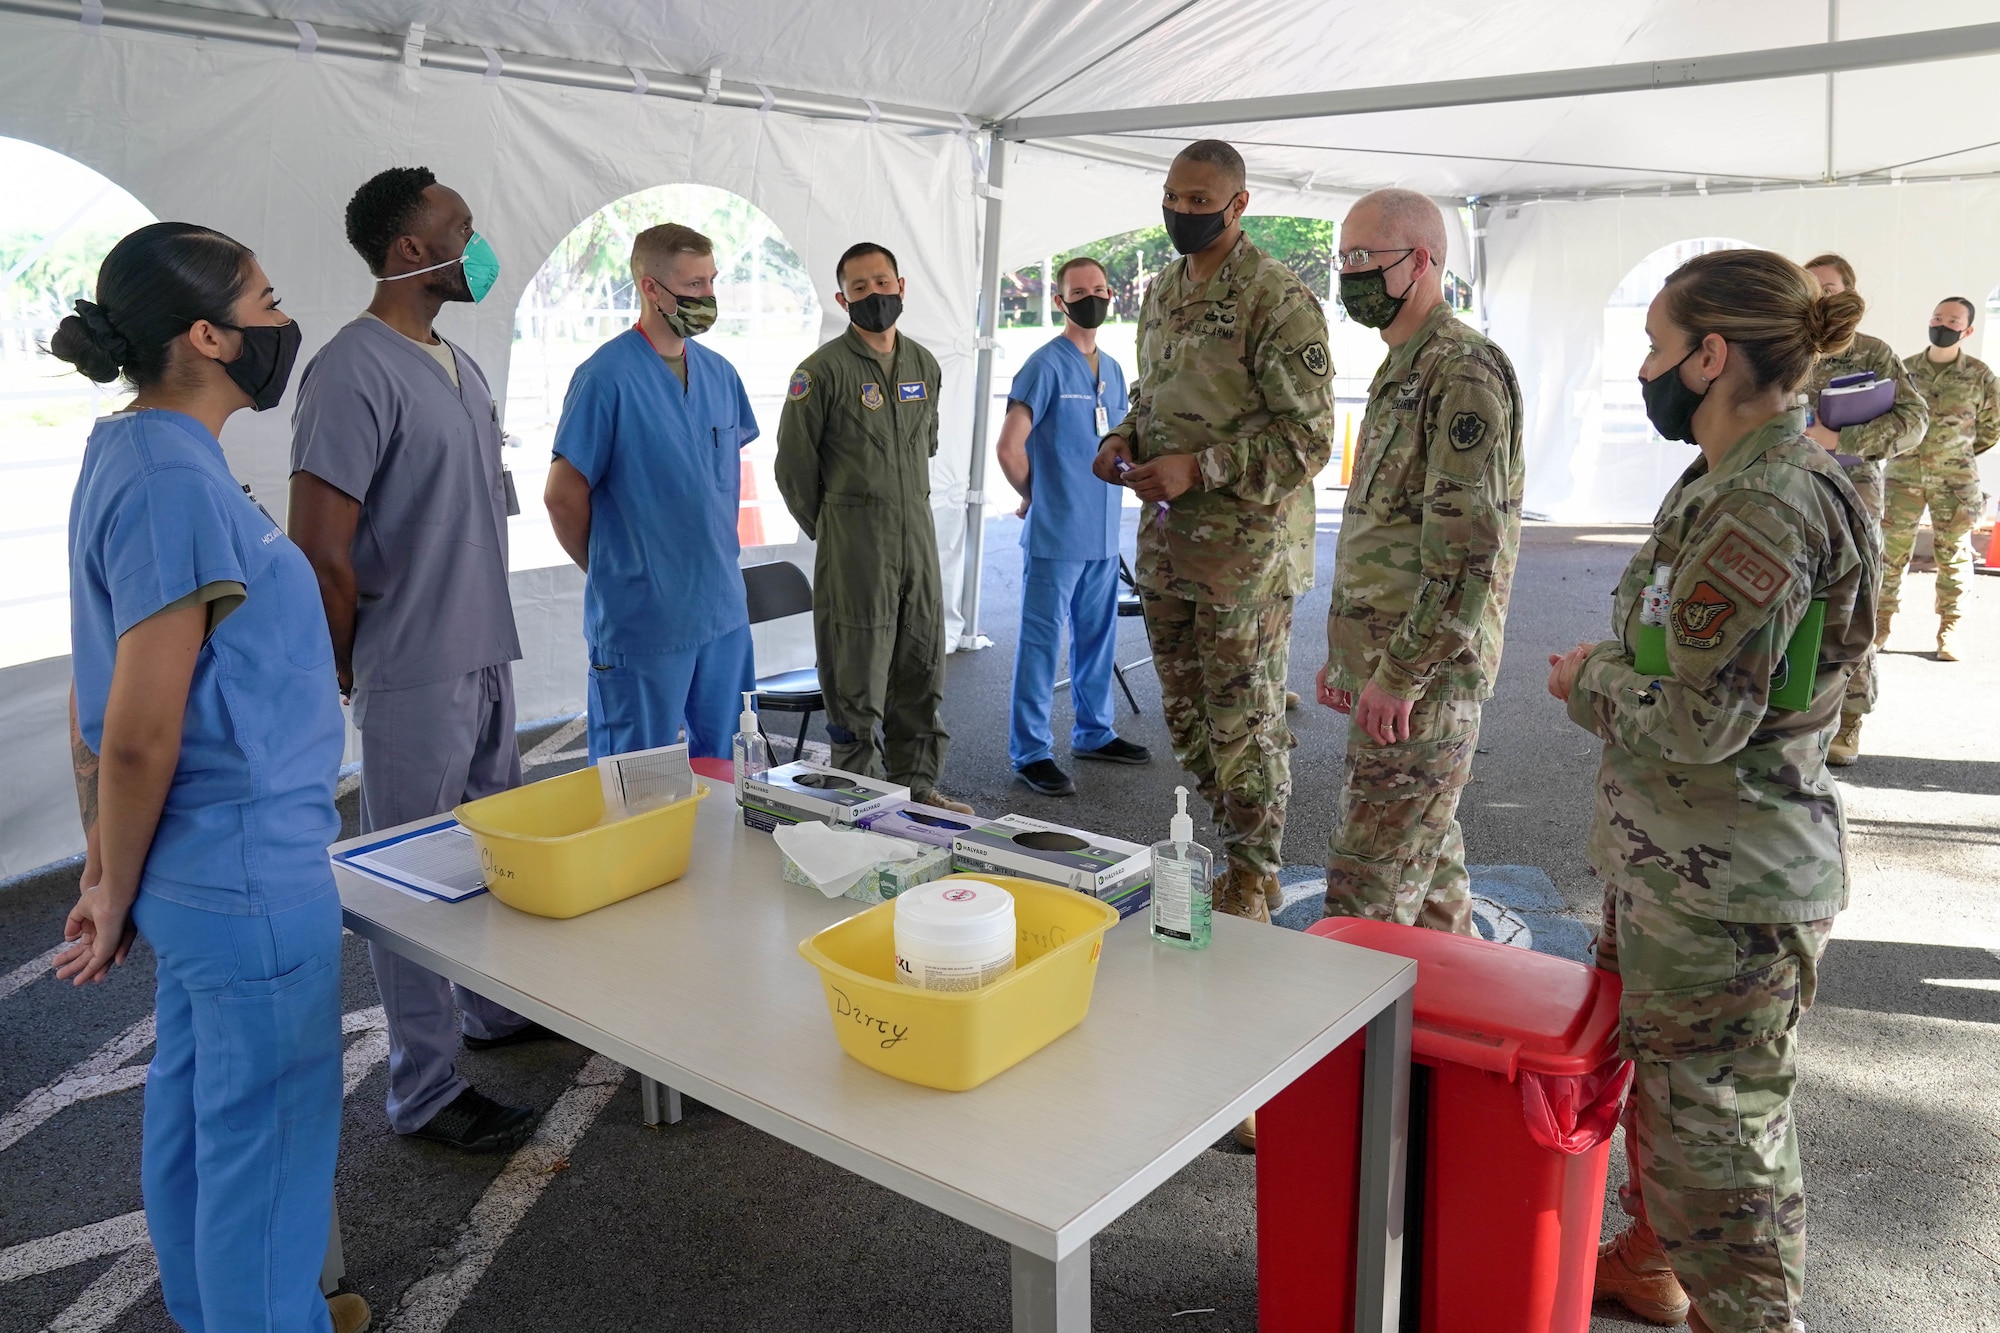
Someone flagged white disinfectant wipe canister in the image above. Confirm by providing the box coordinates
[892,879,1017,992]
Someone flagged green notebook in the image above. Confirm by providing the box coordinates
[1634,600,1825,713]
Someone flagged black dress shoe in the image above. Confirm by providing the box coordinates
[405,1088,538,1154]
[1075,737,1152,765]
[462,1020,561,1052]
[1014,759,1076,796]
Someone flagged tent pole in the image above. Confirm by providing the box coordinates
[957,135,1006,653]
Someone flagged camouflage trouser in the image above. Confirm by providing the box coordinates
[1880,465,1984,622]
[1322,697,1480,934]
[1598,879,1836,1332]
[1140,590,1293,875]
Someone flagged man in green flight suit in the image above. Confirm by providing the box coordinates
[1318,188,1525,934]
[1893,296,1999,662]
[1800,253,1926,765]
[775,242,970,813]
[1093,139,1337,927]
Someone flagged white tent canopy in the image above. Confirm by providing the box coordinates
[3,0,1997,875]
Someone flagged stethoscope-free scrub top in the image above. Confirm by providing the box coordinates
[290,317,521,691]
[552,328,760,654]
[1009,335,1129,561]
[68,409,345,914]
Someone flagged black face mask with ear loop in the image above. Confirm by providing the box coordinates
[215,320,304,412]
[1929,325,1965,348]
[1639,343,1708,445]
[1162,203,1234,256]
[1061,295,1110,329]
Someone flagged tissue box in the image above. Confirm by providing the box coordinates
[951,814,1152,905]
[780,843,953,905]
[741,762,909,832]
[855,800,980,849]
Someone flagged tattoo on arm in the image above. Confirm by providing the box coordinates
[70,690,99,837]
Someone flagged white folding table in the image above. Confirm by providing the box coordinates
[332,785,1415,1331]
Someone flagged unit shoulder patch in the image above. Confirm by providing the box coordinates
[1697,518,1795,609]
[1299,341,1329,377]
[1448,410,1488,451]
[860,382,884,411]
[1672,581,1737,650]
[787,368,811,401]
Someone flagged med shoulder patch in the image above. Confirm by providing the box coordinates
[1698,518,1795,609]
[787,368,811,401]
[1448,410,1488,451]
[1672,581,1737,650]
[1300,341,1329,377]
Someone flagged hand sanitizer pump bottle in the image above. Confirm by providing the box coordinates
[733,692,769,798]
[1150,786,1213,949]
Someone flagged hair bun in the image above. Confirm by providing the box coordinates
[1805,289,1864,357]
[74,299,131,361]
[48,299,127,384]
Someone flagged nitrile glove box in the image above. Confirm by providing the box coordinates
[950,814,1152,905]
[855,800,980,849]
[740,762,909,832]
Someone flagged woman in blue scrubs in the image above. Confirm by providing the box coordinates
[51,222,365,1333]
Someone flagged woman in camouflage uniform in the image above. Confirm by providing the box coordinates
[1548,250,1879,1333]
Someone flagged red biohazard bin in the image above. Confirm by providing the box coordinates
[1258,919,1630,1333]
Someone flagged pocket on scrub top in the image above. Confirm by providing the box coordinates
[213,952,340,1132]
[710,423,740,492]
[274,548,337,671]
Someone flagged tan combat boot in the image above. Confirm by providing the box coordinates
[1594,1220,1691,1325]
[1827,714,1862,767]
[1211,865,1272,924]
[1937,618,1960,662]
[913,788,975,815]
[328,1292,373,1333]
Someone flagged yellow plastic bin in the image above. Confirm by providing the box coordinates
[454,767,708,919]
[798,874,1119,1091]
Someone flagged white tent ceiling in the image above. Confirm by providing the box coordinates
[3,0,1999,877]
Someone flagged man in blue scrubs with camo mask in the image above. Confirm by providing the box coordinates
[290,168,547,1155]
[544,223,759,760]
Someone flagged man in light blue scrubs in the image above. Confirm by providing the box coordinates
[995,255,1152,797]
[290,168,543,1155]
[544,223,759,761]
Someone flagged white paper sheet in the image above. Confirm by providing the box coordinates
[597,742,695,819]
[337,823,488,902]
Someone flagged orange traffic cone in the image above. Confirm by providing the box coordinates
[738,458,767,547]
[1982,520,1999,571]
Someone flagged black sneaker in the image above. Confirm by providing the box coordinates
[1014,759,1076,796]
[405,1087,538,1154]
[462,1020,562,1052]
[1075,737,1152,765]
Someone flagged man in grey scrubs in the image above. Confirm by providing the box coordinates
[290,167,544,1154]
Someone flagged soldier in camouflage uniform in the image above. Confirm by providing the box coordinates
[1892,297,1999,661]
[1800,255,1925,763]
[1553,249,1878,1333]
[1093,140,1335,924]
[1318,189,1524,934]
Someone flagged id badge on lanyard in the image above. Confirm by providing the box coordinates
[1094,377,1109,436]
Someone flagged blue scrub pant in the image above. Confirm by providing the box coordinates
[1009,556,1121,769]
[354,662,529,1133]
[131,886,344,1333]
[586,623,756,762]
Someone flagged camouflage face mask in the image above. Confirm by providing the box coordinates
[1337,265,1408,330]
[661,293,718,339]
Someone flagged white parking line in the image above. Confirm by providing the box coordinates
[0,1211,147,1283]
[521,717,587,769]
[0,1015,154,1154]
[0,943,62,1005]
[45,1243,159,1333]
[380,1054,627,1333]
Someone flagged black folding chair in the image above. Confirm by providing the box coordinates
[1054,555,1150,715]
[740,561,824,762]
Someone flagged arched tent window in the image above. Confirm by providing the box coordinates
[0,137,155,669]
[505,185,820,566]
[1579,237,1755,522]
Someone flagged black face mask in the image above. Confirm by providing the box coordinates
[1639,344,1707,445]
[1162,204,1233,257]
[1061,295,1110,329]
[1930,325,1965,348]
[846,291,902,334]
[216,319,303,412]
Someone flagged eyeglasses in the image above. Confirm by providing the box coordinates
[1333,247,1414,274]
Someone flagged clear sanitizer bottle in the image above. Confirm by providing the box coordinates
[732,691,769,798]
[1150,786,1213,949]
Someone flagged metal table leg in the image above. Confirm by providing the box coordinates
[639,1075,683,1126]
[320,1198,346,1295]
[1354,989,1413,1333]
[1011,1242,1089,1333]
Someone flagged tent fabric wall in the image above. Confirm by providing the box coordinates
[1485,178,2000,523]
[0,12,979,877]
